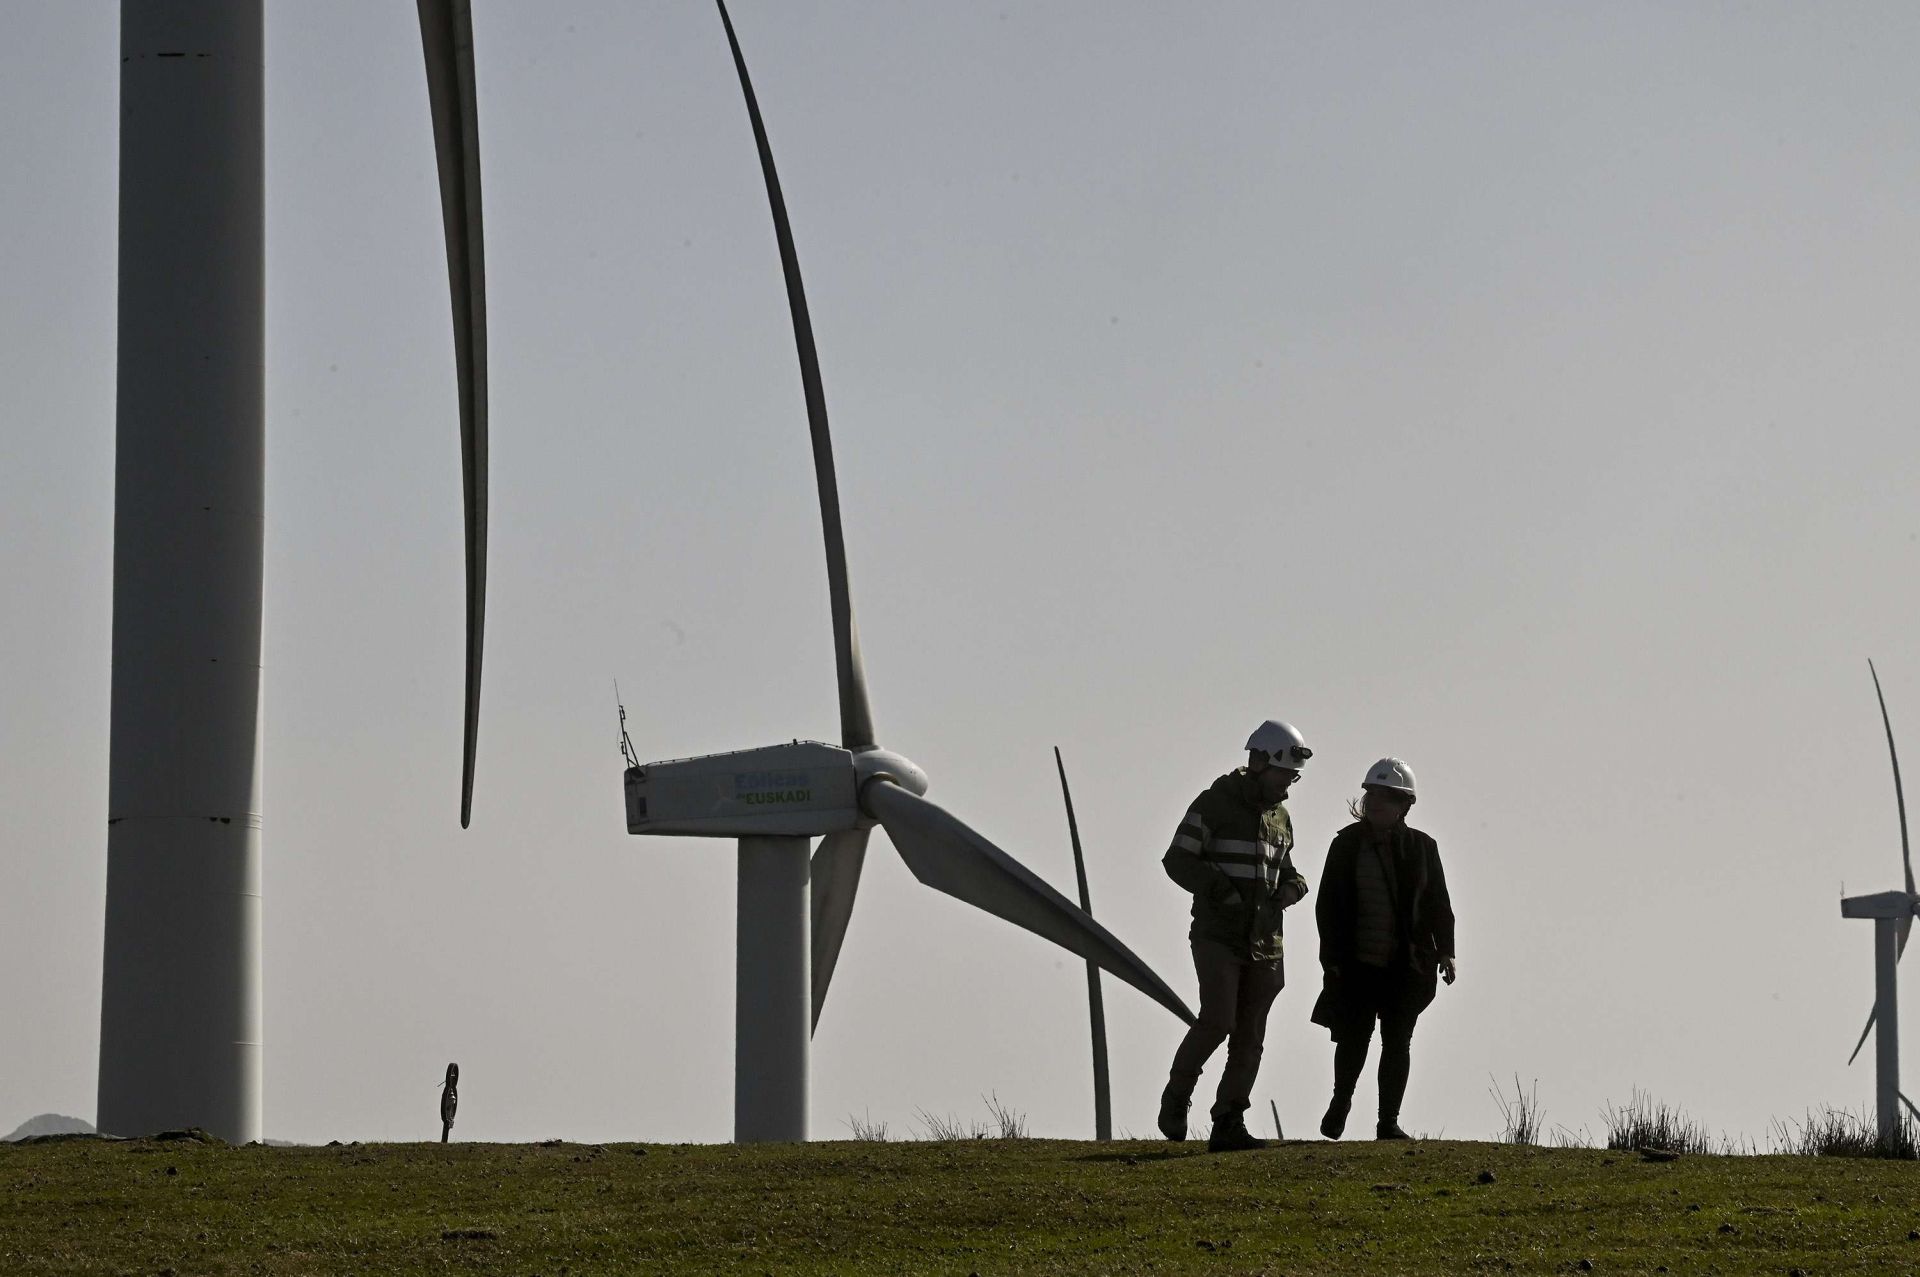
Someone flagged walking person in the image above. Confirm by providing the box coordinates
[1312,757,1457,1140]
[1158,719,1314,1152]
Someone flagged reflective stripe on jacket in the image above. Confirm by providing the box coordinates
[1162,768,1308,963]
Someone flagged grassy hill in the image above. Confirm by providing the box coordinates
[3,1134,1918,1274]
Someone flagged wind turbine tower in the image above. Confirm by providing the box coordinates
[99,0,488,1142]
[1841,660,1920,1147]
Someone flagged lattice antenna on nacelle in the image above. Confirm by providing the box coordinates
[616,679,640,770]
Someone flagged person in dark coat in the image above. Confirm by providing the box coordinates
[1311,757,1456,1140]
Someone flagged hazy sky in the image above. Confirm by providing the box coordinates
[5,1,1920,1145]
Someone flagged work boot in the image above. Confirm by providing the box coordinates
[1157,1083,1193,1142]
[1375,1119,1411,1141]
[1207,1115,1267,1153]
[1320,1094,1351,1140]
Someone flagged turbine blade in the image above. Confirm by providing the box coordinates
[1901,1091,1920,1125]
[418,0,489,827]
[1056,746,1111,1140]
[1847,1005,1876,1066]
[866,779,1195,1025]
[1869,660,1912,897]
[809,825,870,1031]
[1056,747,1095,915]
[714,1,874,751]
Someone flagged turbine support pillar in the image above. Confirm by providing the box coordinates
[101,0,265,1144]
[1876,914,1901,1147]
[735,835,810,1142]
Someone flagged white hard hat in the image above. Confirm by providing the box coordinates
[1246,719,1312,771]
[1363,757,1417,798]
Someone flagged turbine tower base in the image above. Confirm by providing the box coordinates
[1875,914,1901,1148]
[735,835,810,1142]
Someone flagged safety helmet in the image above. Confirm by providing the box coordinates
[1245,719,1312,771]
[1362,757,1417,799]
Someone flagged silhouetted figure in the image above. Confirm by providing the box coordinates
[1312,758,1456,1141]
[1158,719,1314,1153]
[440,1062,459,1142]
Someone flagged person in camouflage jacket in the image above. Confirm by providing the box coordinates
[1157,720,1313,1152]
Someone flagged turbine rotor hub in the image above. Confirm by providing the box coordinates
[853,747,929,810]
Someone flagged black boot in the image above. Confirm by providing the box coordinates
[1320,1094,1351,1140]
[1157,1081,1193,1142]
[1328,1035,1368,1141]
[1207,1113,1267,1153]
[1376,1042,1412,1140]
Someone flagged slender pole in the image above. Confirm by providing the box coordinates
[1876,915,1900,1147]
[736,836,811,1142]
[99,0,265,1144]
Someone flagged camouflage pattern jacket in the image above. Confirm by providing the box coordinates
[1161,768,1308,963]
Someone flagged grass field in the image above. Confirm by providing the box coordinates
[5,1133,1920,1275]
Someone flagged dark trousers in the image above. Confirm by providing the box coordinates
[1166,939,1285,1121]
[1329,961,1431,1124]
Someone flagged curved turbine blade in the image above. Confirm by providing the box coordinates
[1869,660,1913,898]
[714,1,874,751]
[1902,1091,1920,1125]
[418,0,489,826]
[1056,747,1111,1141]
[810,826,870,1032]
[866,779,1195,1026]
[1056,748,1096,917]
[1848,1006,1877,1067]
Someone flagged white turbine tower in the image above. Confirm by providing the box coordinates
[1840,660,1920,1147]
[98,0,489,1143]
[622,2,1194,1144]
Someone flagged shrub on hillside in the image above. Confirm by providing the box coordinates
[1601,1090,1716,1156]
[1772,1106,1917,1160]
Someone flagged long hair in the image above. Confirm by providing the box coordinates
[1349,787,1415,823]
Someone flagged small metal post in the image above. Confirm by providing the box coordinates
[440,1062,459,1143]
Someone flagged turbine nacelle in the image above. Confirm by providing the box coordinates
[1842,890,1920,920]
[621,740,933,838]
[625,740,864,838]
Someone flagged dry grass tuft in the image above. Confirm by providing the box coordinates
[1488,1074,1543,1145]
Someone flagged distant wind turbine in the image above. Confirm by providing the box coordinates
[619,0,1192,1143]
[1055,748,1111,1142]
[1840,660,1920,1146]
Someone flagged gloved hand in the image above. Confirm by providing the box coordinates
[1440,956,1458,986]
